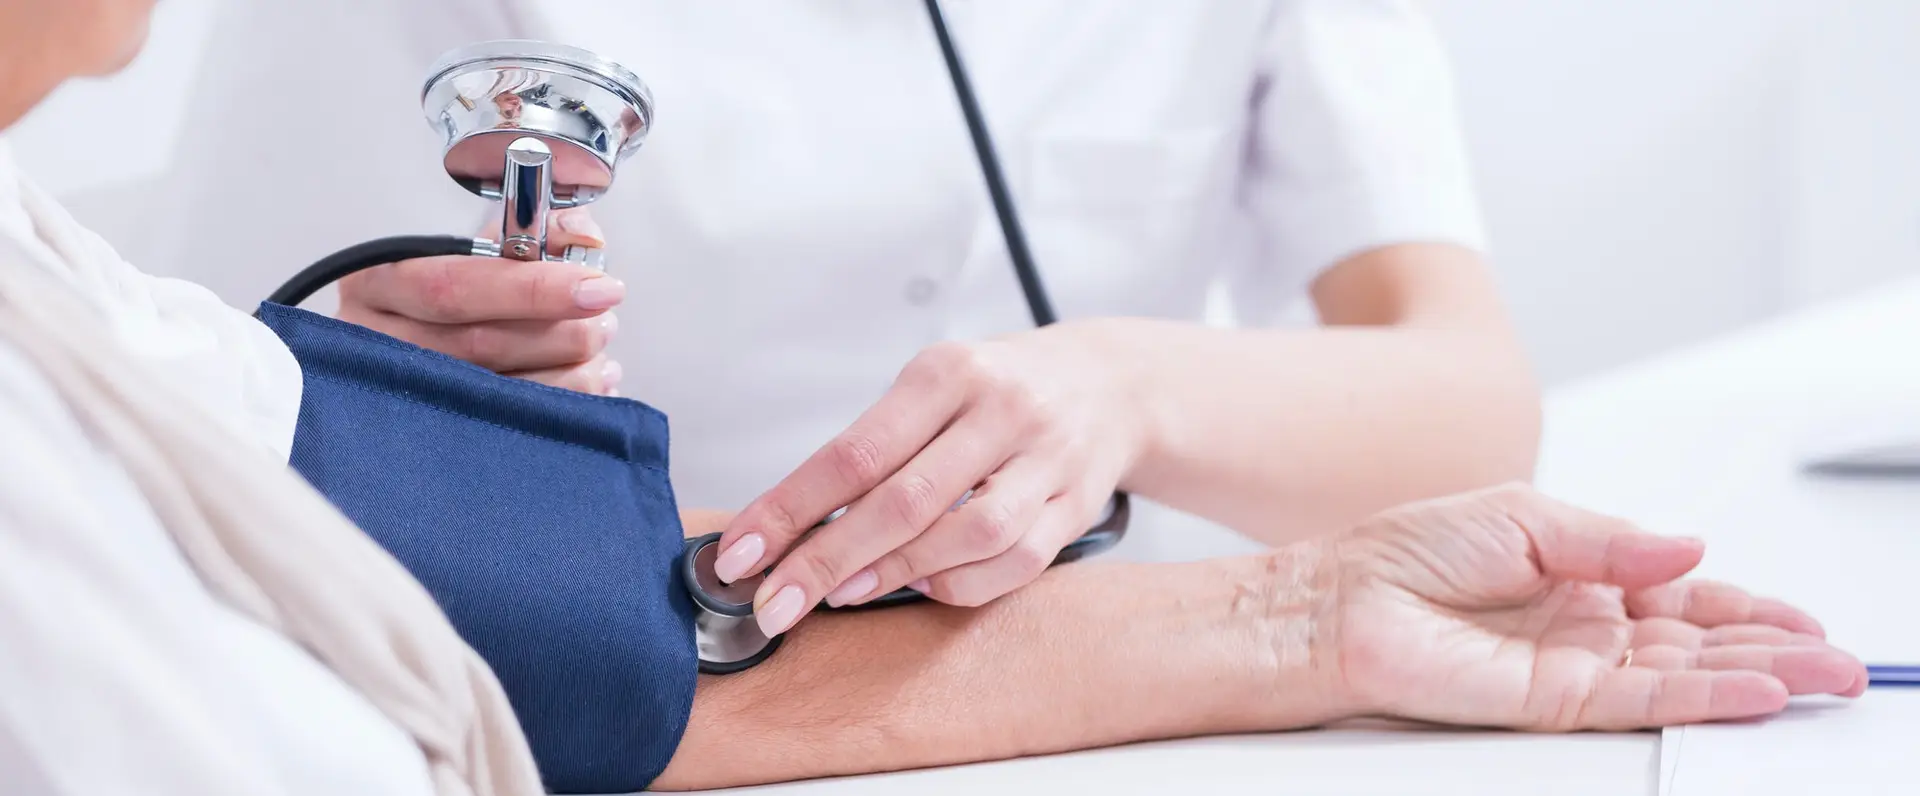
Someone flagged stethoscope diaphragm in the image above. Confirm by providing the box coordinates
[682,532,783,674]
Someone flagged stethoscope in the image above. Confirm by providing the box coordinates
[683,494,1128,674]
[264,1,1130,675]
[263,39,653,307]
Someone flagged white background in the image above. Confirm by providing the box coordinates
[10,0,1919,384]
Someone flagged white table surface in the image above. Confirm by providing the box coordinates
[700,275,1920,795]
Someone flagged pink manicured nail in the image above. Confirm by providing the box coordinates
[908,579,931,594]
[573,276,625,310]
[600,360,624,392]
[756,585,806,637]
[713,533,765,583]
[558,211,605,245]
[824,569,879,607]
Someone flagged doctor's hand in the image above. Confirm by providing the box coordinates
[335,207,626,395]
[716,321,1148,636]
[1330,484,1866,730]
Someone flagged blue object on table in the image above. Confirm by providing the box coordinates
[255,302,697,795]
[1867,665,1920,687]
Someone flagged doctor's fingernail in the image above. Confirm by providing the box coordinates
[714,533,765,583]
[600,360,624,392]
[756,585,805,637]
[557,211,605,245]
[824,569,879,607]
[908,579,931,594]
[573,276,625,310]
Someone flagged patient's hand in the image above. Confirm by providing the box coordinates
[1331,484,1866,730]
[657,486,1864,790]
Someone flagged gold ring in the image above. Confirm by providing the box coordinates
[1620,648,1636,668]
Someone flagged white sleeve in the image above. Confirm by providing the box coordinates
[0,346,280,795]
[1244,0,1487,286]
[0,142,305,461]
[0,341,433,796]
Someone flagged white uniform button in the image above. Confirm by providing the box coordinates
[904,277,941,306]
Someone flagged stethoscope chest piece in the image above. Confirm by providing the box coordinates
[422,40,654,266]
[421,39,653,214]
[267,39,655,308]
[682,532,783,674]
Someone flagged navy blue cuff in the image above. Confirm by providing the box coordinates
[257,302,696,794]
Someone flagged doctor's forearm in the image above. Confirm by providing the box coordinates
[649,552,1345,790]
[1111,319,1540,545]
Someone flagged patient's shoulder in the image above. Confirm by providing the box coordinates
[0,336,216,589]
[0,338,436,796]
[0,338,117,491]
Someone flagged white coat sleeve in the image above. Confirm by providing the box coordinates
[1243,1,1488,294]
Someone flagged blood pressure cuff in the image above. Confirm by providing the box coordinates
[254,302,696,794]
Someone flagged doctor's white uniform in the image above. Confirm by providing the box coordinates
[137,0,1486,559]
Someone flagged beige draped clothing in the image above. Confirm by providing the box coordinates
[0,141,542,796]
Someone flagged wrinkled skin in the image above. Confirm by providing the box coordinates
[1327,485,1864,730]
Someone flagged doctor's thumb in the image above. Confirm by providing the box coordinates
[548,208,607,253]
[472,206,608,255]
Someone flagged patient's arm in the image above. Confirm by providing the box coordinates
[654,511,1346,790]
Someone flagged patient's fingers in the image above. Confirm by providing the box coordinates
[1555,668,1787,731]
[347,311,616,374]
[847,456,1053,607]
[502,354,619,395]
[917,490,1093,608]
[1624,580,1825,637]
[1701,624,1829,649]
[1630,618,1829,652]
[1623,643,1866,697]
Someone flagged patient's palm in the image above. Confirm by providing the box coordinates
[1326,487,1862,731]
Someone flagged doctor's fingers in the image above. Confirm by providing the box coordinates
[502,354,622,395]
[841,456,1057,608]
[346,311,618,375]
[716,358,973,581]
[475,206,606,253]
[915,489,1098,608]
[748,410,1019,636]
[340,254,624,325]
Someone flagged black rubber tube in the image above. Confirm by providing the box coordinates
[266,234,478,308]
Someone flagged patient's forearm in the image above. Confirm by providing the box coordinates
[651,549,1345,790]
